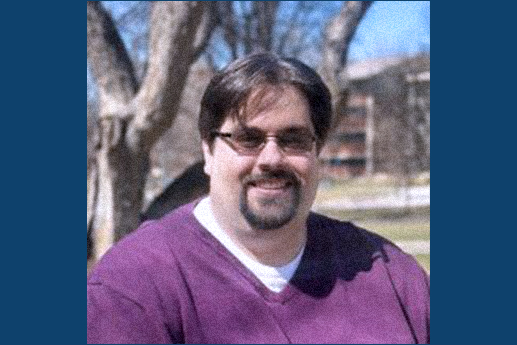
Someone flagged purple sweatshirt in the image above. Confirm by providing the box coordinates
[87,202,430,344]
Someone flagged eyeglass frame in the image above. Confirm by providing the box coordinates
[211,128,318,156]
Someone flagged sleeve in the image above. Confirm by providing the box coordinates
[389,252,430,344]
[87,282,172,344]
[416,269,430,344]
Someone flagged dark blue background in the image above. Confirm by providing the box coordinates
[3,1,511,343]
[2,1,83,343]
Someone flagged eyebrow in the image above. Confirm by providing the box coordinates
[237,125,314,135]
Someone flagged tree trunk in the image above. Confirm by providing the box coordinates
[87,1,214,262]
[93,142,149,258]
[319,1,373,114]
[254,1,279,52]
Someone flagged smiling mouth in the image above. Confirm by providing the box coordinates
[249,179,294,189]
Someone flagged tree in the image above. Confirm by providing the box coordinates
[87,1,214,261]
[319,1,373,115]
[87,1,375,264]
[205,1,340,67]
[215,1,280,58]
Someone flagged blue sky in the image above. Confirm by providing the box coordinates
[350,1,431,60]
[349,1,430,61]
[102,1,430,62]
[90,1,430,94]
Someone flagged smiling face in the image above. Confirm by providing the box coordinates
[202,85,320,233]
[239,164,302,230]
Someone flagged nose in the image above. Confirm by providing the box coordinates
[256,138,286,170]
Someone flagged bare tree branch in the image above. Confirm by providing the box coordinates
[87,1,138,113]
[336,1,372,66]
[241,2,253,55]
[254,1,279,52]
[320,1,373,98]
[115,1,150,35]
[87,164,99,235]
[87,1,215,261]
[219,1,240,60]
[276,1,307,55]
[128,1,208,152]
[192,1,219,61]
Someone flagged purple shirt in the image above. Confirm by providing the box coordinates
[87,202,430,344]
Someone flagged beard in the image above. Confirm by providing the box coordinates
[239,170,301,230]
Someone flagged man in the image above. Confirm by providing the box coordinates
[87,53,430,344]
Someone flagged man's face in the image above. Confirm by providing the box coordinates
[202,85,320,232]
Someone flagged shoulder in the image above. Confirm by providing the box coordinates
[88,202,200,296]
[87,203,204,343]
[307,212,394,254]
[307,212,427,279]
[307,212,429,341]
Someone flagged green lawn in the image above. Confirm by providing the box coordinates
[315,173,430,204]
[315,207,430,271]
[357,217,429,272]
[319,212,430,242]
[415,254,430,272]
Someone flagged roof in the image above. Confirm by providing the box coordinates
[344,56,405,80]
[343,55,430,81]
[406,71,430,82]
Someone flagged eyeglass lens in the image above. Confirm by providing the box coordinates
[231,128,315,154]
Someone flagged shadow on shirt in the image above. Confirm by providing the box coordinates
[290,213,392,298]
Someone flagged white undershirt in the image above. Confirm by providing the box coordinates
[193,197,305,293]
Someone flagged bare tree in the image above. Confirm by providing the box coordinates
[206,1,372,76]
[209,1,332,66]
[87,1,214,261]
[111,1,151,82]
[215,1,280,57]
[320,1,373,112]
[87,102,97,172]
[87,1,376,262]
[275,1,320,58]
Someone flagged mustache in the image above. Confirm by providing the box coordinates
[242,170,300,186]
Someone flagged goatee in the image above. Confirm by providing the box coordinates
[239,170,301,230]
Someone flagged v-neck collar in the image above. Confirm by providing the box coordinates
[181,201,336,304]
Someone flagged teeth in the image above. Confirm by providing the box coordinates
[254,179,289,189]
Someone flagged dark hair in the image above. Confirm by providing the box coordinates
[198,52,332,151]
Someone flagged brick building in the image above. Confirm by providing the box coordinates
[320,55,430,179]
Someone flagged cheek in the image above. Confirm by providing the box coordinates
[299,161,320,205]
[295,158,320,186]
[306,167,320,198]
[212,154,253,186]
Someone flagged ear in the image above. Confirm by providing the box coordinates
[201,141,213,176]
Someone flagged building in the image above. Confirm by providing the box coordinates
[320,55,430,179]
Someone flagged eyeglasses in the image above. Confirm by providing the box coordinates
[212,128,317,155]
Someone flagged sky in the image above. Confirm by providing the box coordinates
[89,1,430,97]
[101,1,430,63]
[349,1,430,61]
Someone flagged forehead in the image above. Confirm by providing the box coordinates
[222,85,313,131]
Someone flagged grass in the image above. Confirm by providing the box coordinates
[315,172,430,204]
[318,205,430,221]
[316,207,430,271]
[415,254,430,273]
[318,208,429,242]
[316,180,396,202]
[355,219,429,242]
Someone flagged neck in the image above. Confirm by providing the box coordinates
[235,225,307,267]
